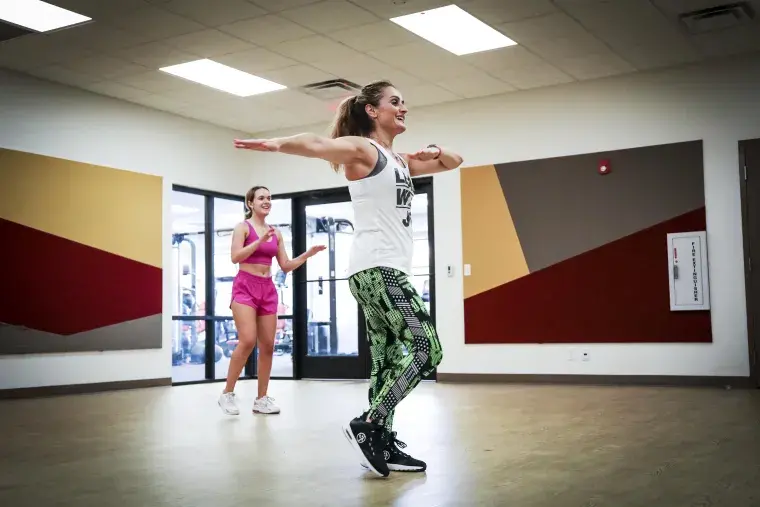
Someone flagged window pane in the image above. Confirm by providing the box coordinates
[273,317,293,378]
[411,193,429,276]
[270,199,293,317]
[411,274,431,315]
[171,191,207,316]
[306,280,358,357]
[214,318,247,380]
[172,319,208,382]
[213,197,244,317]
[305,201,354,280]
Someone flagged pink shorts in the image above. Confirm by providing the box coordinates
[230,271,278,316]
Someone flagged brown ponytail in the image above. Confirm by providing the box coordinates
[328,79,394,172]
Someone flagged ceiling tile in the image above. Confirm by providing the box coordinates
[554,52,636,80]
[254,65,337,87]
[162,29,256,57]
[60,55,152,80]
[463,0,558,24]
[489,61,574,90]
[218,14,314,46]
[309,52,423,88]
[109,5,208,39]
[46,22,156,51]
[690,24,760,58]
[114,70,190,93]
[437,71,516,98]
[249,0,322,12]
[0,33,95,70]
[49,0,150,21]
[327,21,420,52]
[128,93,194,112]
[348,0,453,18]
[278,1,380,33]
[368,42,480,81]
[462,45,549,72]
[25,65,101,87]
[271,35,361,62]
[401,83,461,108]
[215,47,299,74]
[116,41,200,68]
[82,81,149,101]
[157,0,267,26]
[559,0,700,70]
[499,12,610,60]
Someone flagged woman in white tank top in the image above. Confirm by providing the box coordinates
[234,80,463,478]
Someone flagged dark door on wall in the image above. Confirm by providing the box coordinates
[740,138,760,387]
[290,178,437,380]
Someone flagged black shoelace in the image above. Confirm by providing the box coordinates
[387,432,412,459]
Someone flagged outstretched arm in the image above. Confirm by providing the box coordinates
[403,145,463,177]
[273,229,327,273]
[234,134,376,177]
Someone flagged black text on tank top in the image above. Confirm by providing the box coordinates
[395,166,413,228]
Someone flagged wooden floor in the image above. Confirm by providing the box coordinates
[1,380,759,507]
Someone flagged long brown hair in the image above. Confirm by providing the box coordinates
[328,79,394,172]
[244,186,269,219]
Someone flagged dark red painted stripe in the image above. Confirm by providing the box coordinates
[0,218,162,335]
[464,208,711,344]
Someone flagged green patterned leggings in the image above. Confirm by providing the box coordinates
[348,267,443,431]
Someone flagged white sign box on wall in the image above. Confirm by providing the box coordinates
[667,231,710,311]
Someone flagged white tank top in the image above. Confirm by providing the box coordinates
[346,139,415,277]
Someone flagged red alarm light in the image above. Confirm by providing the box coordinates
[598,159,611,175]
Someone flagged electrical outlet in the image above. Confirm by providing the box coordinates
[581,350,590,362]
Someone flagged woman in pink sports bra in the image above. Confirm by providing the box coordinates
[218,185,325,416]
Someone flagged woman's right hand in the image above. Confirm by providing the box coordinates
[256,227,276,244]
[234,138,280,152]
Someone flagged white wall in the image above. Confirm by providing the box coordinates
[0,69,251,389]
[242,52,760,378]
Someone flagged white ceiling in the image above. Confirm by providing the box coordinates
[2,0,759,134]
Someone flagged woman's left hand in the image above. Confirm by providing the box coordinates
[307,245,327,257]
[407,146,441,161]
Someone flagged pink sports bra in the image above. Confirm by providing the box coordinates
[241,221,278,266]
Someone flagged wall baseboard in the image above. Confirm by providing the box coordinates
[0,377,172,400]
[437,373,755,389]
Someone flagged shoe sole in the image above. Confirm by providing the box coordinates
[252,409,280,414]
[341,425,387,478]
[218,400,239,416]
[360,463,426,472]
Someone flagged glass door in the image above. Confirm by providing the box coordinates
[294,191,368,378]
[291,178,436,381]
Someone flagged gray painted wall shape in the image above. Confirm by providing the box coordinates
[0,314,162,354]
[496,140,706,273]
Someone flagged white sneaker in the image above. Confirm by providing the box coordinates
[252,395,281,414]
[218,392,240,415]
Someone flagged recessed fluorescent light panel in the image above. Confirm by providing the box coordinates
[0,0,91,32]
[160,59,286,97]
[390,4,517,56]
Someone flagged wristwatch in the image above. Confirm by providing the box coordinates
[427,144,442,159]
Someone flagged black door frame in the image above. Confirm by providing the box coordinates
[291,187,370,379]
[739,139,759,387]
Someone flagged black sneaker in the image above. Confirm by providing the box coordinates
[342,417,390,478]
[360,431,427,473]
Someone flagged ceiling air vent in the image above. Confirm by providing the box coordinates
[678,2,756,34]
[300,78,362,101]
